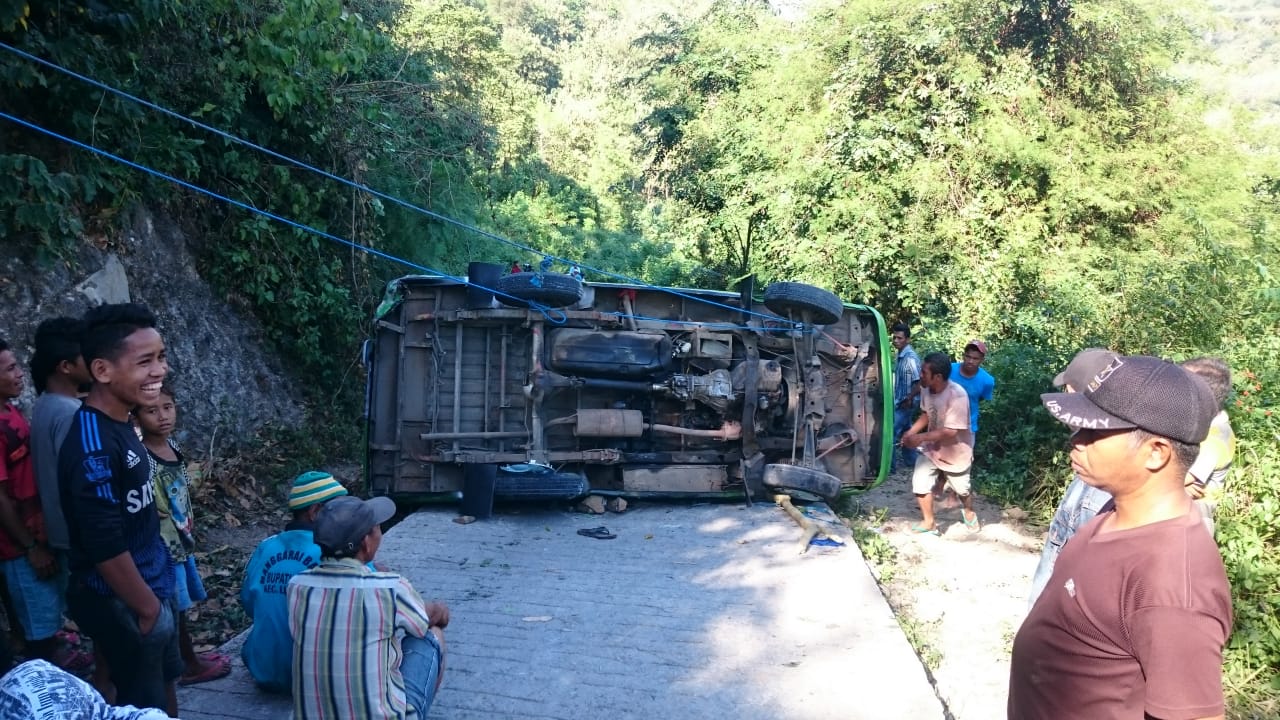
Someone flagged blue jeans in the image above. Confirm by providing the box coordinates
[1028,475,1113,608]
[892,407,918,472]
[402,632,443,716]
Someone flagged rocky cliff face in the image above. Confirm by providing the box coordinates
[0,206,303,454]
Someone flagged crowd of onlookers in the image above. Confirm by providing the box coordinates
[890,323,1236,720]
[0,300,1239,719]
[0,303,447,719]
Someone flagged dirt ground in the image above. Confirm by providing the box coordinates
[846,468,1045,720]
[181,461,350,653]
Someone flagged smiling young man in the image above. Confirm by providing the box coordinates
[58,304,179,713]
[1010,355,1232,720]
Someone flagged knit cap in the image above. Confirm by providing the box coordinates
[288,471,348,511]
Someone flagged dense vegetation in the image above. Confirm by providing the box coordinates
[1,0,1276,711]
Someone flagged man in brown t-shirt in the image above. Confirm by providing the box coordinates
[1010,355,1233,720]
[901,351,975,534]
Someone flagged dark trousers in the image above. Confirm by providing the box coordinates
[67,581,181,710]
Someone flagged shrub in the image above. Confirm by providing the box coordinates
[1217,337,1280,706]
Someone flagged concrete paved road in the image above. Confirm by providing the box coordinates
[179,501,945,719]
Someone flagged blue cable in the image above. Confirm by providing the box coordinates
[0,109,543,311]
[0,41,776,322]
[0,110,804,333]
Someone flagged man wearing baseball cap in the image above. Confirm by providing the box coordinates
[950,339,995,443]
[1025,348,1120,606]
[1027,351,1238,607]
[239,471,348,692]
[288,496,449,719]
[1009,355,1233,720]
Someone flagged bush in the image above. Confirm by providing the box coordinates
[1217,337,1280,709]
[969,339,1074,509]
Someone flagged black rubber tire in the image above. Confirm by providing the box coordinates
[763,282,844,326]
[494,470,589,500]
[761,463,842,503]
[495,272,583,309]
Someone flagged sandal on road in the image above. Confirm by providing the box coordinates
[963,511,980,531]
[179,654,232,686]
[909,523,940,536]
[576,526,617,540]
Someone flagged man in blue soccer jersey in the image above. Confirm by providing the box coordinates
[58,304,178,714]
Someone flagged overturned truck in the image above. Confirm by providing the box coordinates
[366,268,892,505]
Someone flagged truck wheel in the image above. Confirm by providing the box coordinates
[763,282,843,326]
[496,272,583,309]
[762,463,842,503]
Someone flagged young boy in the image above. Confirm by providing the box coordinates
[0,337,63,667]
[135,383,229,686]
[239,471,348,693]
[28,319,95,675]
[58,304,179,714]
[29,318,90,565]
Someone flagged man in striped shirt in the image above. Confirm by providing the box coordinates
[288,496,449,719]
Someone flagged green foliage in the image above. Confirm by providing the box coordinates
[0,154,88,257]
[1216,337,1280,698]
[968,340,1073,506]
[0,0,674,397]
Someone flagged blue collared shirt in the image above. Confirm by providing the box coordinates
[894,344,921,406]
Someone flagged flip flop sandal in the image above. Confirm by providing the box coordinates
[198,651,231,667]
[576,526,617,540]
[963,511,980,531]
[909,523,940,536]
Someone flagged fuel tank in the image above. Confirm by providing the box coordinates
[547,329,673,379]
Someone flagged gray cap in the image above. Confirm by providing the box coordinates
[1041,355,1215,444]
[313,495,397,557]
[1053,348,1118,391]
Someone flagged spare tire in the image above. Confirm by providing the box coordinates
[494,470,589,500]
[762,463,842,503]
[496,272,583,309]
[764,282,843,326]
